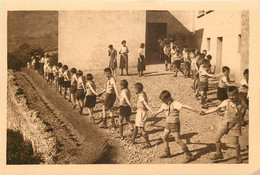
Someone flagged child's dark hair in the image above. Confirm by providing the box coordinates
[76,70,83,76]
[121,40,126,44]
[120,79,128,89]
[243,69,249,75]
[57,62,62,68]
[86,73,94,80]
[222,66,230,72]
[62,65,68,70]
[227,86,238,94]
[207,55,212,60]
[159,90,171,100]
[108,44,113,49]
[134,82,143,92]
[70,68,77,74]
[104,67,112,73]
[140,43,145,48]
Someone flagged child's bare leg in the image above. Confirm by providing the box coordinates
[232,136,242,163]
[131,126,138,144]
[88,108,95,124]
[173,132,194,162]
[125,116,134,131]
[71,94,77,108]
[64,88,67,99]
[100,105,108,128]
[109,109,116,129]
[201,91,206,105]
[160,128,171,158]
[78,99,83,114]
[119,115,124,138]
[140,127,151,149]
[210,130,225,160]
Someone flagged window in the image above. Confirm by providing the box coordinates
[197,10,214,18]
[207,38,211,51]
[238,34,241,53]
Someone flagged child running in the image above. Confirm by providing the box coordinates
[98,68,119,129]
[69,68,78,109]
[84,73,98,124]
[153,90,198,163]
[201,86,247,163]
[118,79,134,139]
[131,83,154,149]
[75,70,86,114]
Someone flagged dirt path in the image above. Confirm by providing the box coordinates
[13,66,249,164]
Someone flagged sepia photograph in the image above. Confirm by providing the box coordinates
[1,1,260,175]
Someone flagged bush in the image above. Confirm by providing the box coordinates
[7,129,43,164]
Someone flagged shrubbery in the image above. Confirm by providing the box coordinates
[7,129,43,164]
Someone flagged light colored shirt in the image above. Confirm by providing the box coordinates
[219,99,244,122]
[119,46,129,54]
[86,80,96,96]
[199,66,208,82]
[239,78,248,94]
[218,75,230,88]
[77,76,85,89]
[158,101,183,123]
[136,91,148,111]
[105,76,116,94]
[138,48,145,56]
[58,68,64,77]
[71,73,78,86]
[63,70,71,81]
[163,46,171,56]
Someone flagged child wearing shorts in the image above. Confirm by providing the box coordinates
[75,70,86,114]
[47,62,55,86]
[57,62,64,94]
[153,90,198,163]
[69,68,77,109]
[118,79,134,139]
[62,65,71,100]
[131,83,154,149]
[84,73,98,124]
[201,86,247,163]
[98,68,119,129]
[239,69,249,122]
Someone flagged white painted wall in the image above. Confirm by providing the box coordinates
[195,11,242,80]
[58,11,146,71]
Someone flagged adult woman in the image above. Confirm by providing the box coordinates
[137,43,146,77]
[108,44,117,75]
[119,40,129,76]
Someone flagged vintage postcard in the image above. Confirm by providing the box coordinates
[1,1,260,175]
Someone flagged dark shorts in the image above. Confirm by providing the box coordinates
[70,85,77,94]
[173,60,181,68]
[104,93,116,110]
[75,89,85,100]
[48,73,54,80]
[199,81,208,91]
[85,95,96,108]
[57,77,64,85]
[63,81,71,88]
[165,122,180,132]
[183,61,190,70]
[217,87,228,101]
[164,54,171,63]
[119,105,132,118]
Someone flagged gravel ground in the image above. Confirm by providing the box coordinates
[11,65,248,164]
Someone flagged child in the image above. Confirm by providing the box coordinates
[52,63,59,88]
[84,73,98,124]
[171,50,184,77]
[57,62,64,94]
[197,60,217,105]
[75,70,86,114]
[131,83,154,149]
[190,51,197,90]
[118,80,134,139]
[217,66,234,103]
[239,69,249,121]
[206,55,213,73]
[153,90,198,163]
[119,40,129,76]
[62,65,71,100]
[201,86,247,163]
[47,62,55,86]
[137,43,146,77]
[98,68,119,129]
[69,68,78,109]
[183,49,191,78]
[108,45,117,76]
[163,42,171,71]
[43,54,50,80]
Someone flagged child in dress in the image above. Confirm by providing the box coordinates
[98,68,120,129]
[108,45,117,76]
[84,73,98,123]
[62,65,71,100]
[131,83,154,149]
[75,70,86,114]
[201,86,247,163]
[153,90,198,163]
[118,80,134,139]
[69,68,77,109]
[137,43,146,77]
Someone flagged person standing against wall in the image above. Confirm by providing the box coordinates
[137,43,146,77]
[108,44,117,76]
[119,40,129,76]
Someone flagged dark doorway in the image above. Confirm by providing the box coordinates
[216,37,223,73]
[145,23,167,65]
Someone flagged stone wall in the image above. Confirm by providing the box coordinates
[240,11,249,78]
[7,70,57,164]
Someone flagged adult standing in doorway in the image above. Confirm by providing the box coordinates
[119,40,129,76]
[158,35,167,63]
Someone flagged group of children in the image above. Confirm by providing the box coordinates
[29,48,248,164]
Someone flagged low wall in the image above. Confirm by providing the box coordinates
[7,70,57,164]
